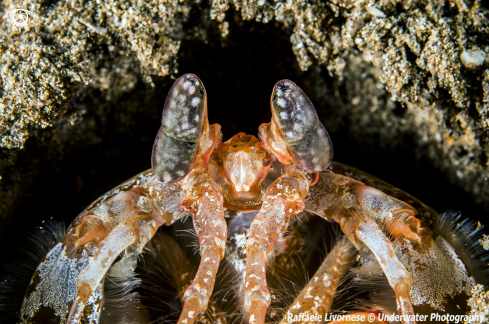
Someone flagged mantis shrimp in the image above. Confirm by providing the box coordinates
[16,74,489,324]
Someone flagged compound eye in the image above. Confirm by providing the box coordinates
[152,74,207,183]
[271,79,333,172]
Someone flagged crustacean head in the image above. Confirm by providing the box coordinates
[151,74,333,211]
[211,132,273,206]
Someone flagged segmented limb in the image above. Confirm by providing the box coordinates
[67,225,137,323]
[306,171,423,324]
[280,237,355,323]
[245,171,308,323]
[65,180,188,324]
[177,170,227,324]
[306,172,421,243]
[351,219,415,324]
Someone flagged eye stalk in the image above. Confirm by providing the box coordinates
[259,79,333,172]
[212,133,272,208]
[152,74,221,183]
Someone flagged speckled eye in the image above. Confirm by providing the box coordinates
[152,73,207,183]
[270,79,333,172]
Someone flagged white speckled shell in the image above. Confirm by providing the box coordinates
[271,80,333,172]
[152,74,207,183]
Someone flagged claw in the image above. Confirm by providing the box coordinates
[152,74,206,184]
[351,185,421,242]
[305,167,423,324]
[67,225,137,324]
[353,219,416,324]
[60,179,188,323]
[307,171,422,244]
[387,209,421,243]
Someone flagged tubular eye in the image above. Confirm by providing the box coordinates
[269,79,334,172]
[152,73,208,183]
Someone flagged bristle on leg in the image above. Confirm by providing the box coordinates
[178,296,202,324]
[353,220,416,324]
[244,173,307,323]
[280,236,355,323]
[67,225,137,324]
[249,299,268,324]
[179,171,227,323]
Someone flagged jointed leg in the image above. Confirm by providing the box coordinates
[178,171,227,324]
[64,180,189,324]
[245,172,308,323]
[65,215,109,254]
[67,225,137,323]
[306,171,424,324]
[342,215,416,324]
[280,237,355,323]
[354,221,415,324]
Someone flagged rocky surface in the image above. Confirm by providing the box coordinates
[467,284,489,323]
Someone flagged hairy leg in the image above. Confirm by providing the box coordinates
[245,172,308,323]
[177,171,227,324]
[280,237,355,323]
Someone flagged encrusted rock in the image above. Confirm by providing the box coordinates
[461,49,487,68]
[0,0,189,149]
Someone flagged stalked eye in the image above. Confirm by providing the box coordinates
[260,79,333,172]
[151,74,208,183]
